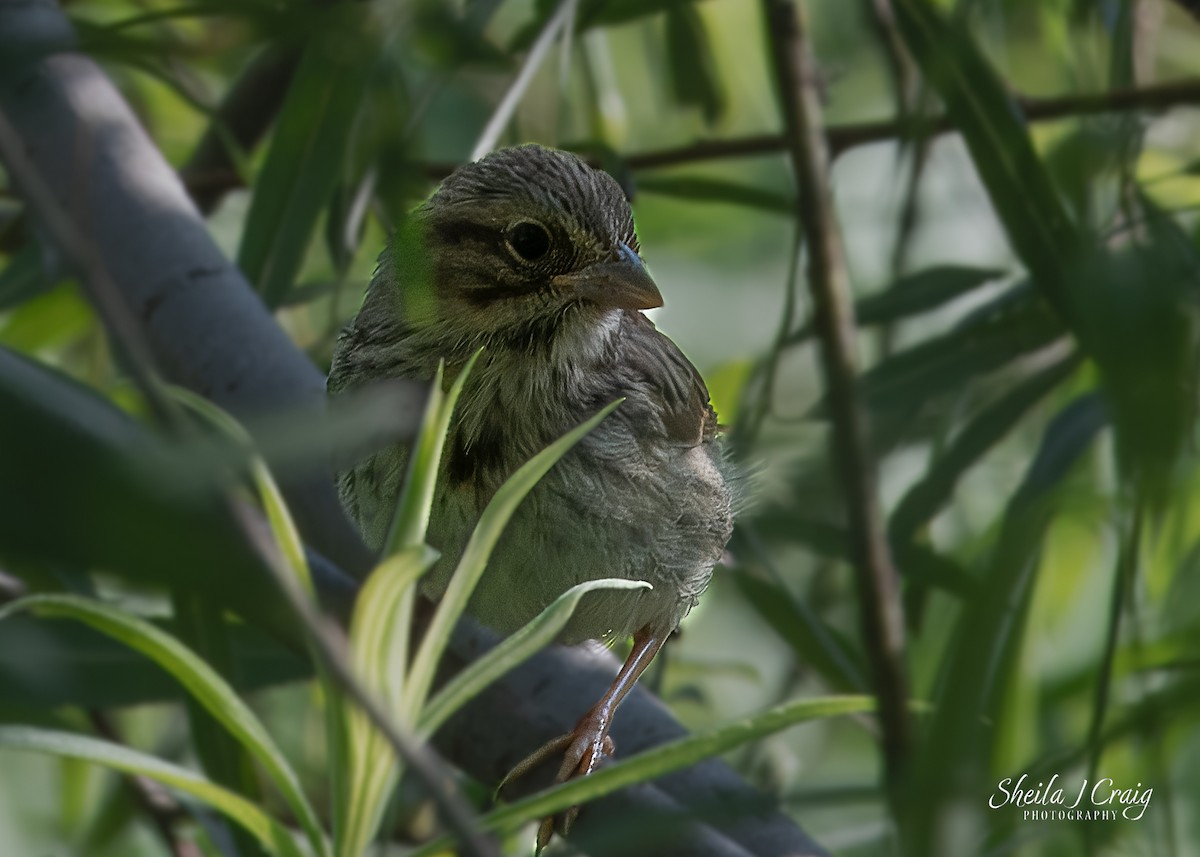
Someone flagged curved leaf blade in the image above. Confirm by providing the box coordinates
[407,695,876,857]
[0,596,329,857]
[418,577,652,736]
[404,398,625,718]
[0,726,306,857]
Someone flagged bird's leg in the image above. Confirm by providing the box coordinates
[499,626,666,851]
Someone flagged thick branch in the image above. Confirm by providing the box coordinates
[762,0,911,789]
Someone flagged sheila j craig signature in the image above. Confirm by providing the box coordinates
[990,774,1151,821]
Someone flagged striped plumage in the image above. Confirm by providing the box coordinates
[329,145,734,644]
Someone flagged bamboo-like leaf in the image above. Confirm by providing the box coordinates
[0,615,307,709]
[237,13,375,307]
[404,398,625,720]
[854,265,1007,328]
[904,394,1109,854]
[781,265,1010,347]
[734,572,866,694]
[0,596,329,857]
[331,352,475,857]
[892,0,1081,319]
[0,348,294,640]
[170,388,316,598]
[0,244,54,311]
[418,577,652,736]
[665,3,725,125]
[888,350,1081,542]
[0,726,306,857]
[387,351,482,554]
[857,294,1062,415]
[334,546,439,857]
[407,695,875,857]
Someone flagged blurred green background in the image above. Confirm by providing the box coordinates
[4,0,1200,855]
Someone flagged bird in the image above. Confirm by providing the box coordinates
[328,143,735,848]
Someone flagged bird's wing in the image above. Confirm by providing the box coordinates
[620,311,718,448]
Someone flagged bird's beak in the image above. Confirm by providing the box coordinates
[553,243,664,311]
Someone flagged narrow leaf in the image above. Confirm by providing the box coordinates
[238,14,375,307]
[404,398,625,719]
[407,695,875,857]
[388,350,482,553]
[889,349,1081,541]
[0,596,329,857]
[0,726,306,857]
[905,394,1108,854]
[0,615,307,709]
[419,577,652,735]
[893,0,1081,318]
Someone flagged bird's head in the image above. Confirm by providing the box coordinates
[380,145,661,352]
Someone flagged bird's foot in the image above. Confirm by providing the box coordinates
[497,708,616,853]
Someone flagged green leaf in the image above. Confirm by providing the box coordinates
[0,348,293,640]
[664,4,725,125]
[388,351,482,554]
[331,351,477,857]
[892,0,1081,318]
[407,695,875,857]
[889,349,1081,541]
[0,614,307,709]
[418,577,652,736]
[733,568,866,694]
[0,596,330,857]
[1066,205,1200,501]
[0,726,306,857]
[170,387,319,599]
[171,592,272,857]
[855,265,1007,327]
[403,398,625,720]
[784,265,1009,347]
[904,394,1108,854]
[856,291,1062,416]
[0,243,55,311]
[746,512,972,597]
[0,282,92,352]
[334,547,439,857]
[511,0,714,50]
[238,12,376,307]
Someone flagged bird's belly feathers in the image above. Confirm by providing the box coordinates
[421,433,733,643]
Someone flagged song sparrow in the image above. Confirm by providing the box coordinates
[328,144,734,847]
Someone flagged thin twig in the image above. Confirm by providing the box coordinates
[421,77,1200,180]
[761,0,911,794]
[470,0,579,161]
[862,0,918,114]
[87,712,204,857]
[619,77,1200,171]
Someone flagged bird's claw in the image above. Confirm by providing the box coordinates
[498,718,616,853]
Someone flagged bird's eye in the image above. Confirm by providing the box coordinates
[505,222,552,262]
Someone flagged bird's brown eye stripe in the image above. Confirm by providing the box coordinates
[431,220,498,247]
